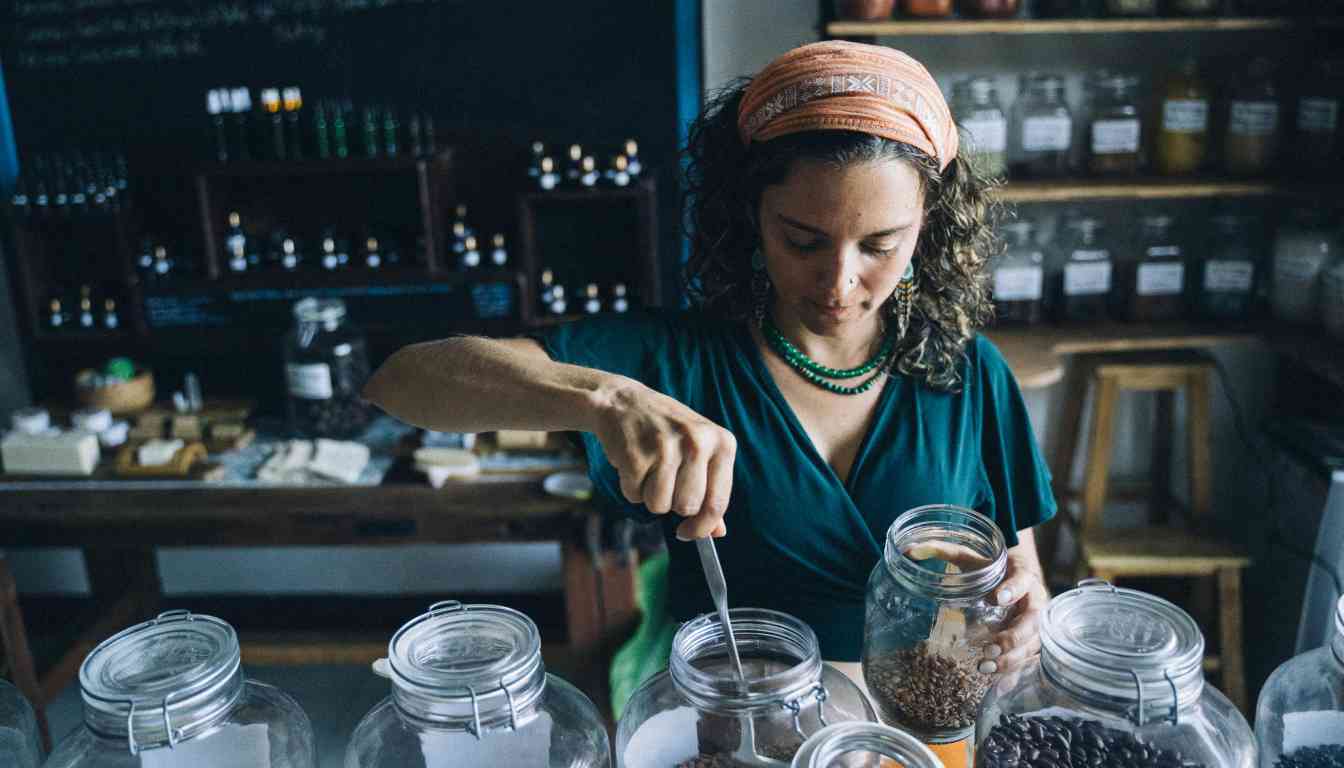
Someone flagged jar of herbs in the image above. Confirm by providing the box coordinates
[1169,0,1221,14]
[1156,59,1211,175]
[1224,57,1282,176]
[1086,72,1144,176]
[1294,59,1344,172]
[1272,207,1337,325]
[1010,73,1074,179]
[1195,213,1262,324]
[1321,254,1344,340]
[1053,216,1115,323]
[954,76,1009,178]
[1127,214,1187,322]
[284,297,375,439]
[1105,0,1157,15]
[959,0,1021,17]
[993,220,1046,325]
[903,0,954,16]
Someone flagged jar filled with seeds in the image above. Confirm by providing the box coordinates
[284,297,374,439]
[616,609,877,768]
[974,580,1256,768]
[1255,594,1344,768]
[861,505,1009,753]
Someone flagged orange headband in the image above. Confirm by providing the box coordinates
[737,41,958,172]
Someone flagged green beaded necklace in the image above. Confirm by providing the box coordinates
[763,317,894,396]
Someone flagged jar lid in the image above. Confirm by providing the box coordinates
[791,722,942,768]
[292,297,346,323]
[1041,580,1204,722]
[384,601,546,733]
[79,610,244,753]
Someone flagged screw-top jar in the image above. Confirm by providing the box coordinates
[791,722,944,768]
[347,601,610,767]
[954,77,1009,178]
[0,679,41,768]
[862,505,1009,756]
[1272,207,1338,325]
[284,298,374,439]
[992,221,1046,325]
[1255,595,1344,768]
[43,610,316,768]
[1105,0,1157,15]
[1127,214,1187,322]
[1294,59,1344,172]
[1224,57,1282,176]
[1156,59,1211,176]
[617,609,877,767]
[1196,213,1262,323]
[1010,74,1074,179]
[1086,72,1144,176]
[1052,217,1116,323]
[975,580,1255,768]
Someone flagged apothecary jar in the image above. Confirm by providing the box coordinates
[1255,594,1344,767]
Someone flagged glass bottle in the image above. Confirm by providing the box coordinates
[43,610,317,768]
[1294,58,1344,172]
[623,139,643,176]
[284,298,374,439]
[490,234,509,267]
[1156,59,1211,175]
[1224,57,1282,176]
[959,0,1021,17]
[903,0,954,15]
[862,505,1009,752]
[992,220,1046,325]
[225,211,248,273]
[611,283,631,313]
[1196,213,1262,323]
[1086,72,1144,176]
[347,602,611,767]
[617,608,877,767]
[1255,595,1344,768]
[1033,0,1087,16]
[0,679,41,768]
[1053,216,1115,323]
[1010,73,1074,179]
[1272,207,1337,325]
[1127,214,1187,322]
[283,87,304,161]
[1322,252,1344,341]
[954,77,1009,178]
[1105,0,1157,14]
[1169,0,1221,14]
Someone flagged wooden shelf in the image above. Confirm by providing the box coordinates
[825,16,1337,36]
[197,151,450,178]
[994,178,1334,203]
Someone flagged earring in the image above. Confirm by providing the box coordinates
[889,260,915,340]
[751,248,771,328]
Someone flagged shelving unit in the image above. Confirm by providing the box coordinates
[994,178,1336,203]
[825,16,1339,37]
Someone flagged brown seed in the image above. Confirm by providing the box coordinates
[867,641,993,732]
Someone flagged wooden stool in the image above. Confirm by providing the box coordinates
[1055,352,1250,713]
[0,551,51,752]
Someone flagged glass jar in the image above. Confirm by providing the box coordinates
[1169,0,1221,14]
[958,0,1020,17]
[1224,57,1282,176]
[1105,0,1157,15]
[348,601,609,767]
[44,610,317,768]
[1010,74,1074,179]
[1,679,41,768]
[1127,214,1187,322]
[1294,59,1344,172]
[284,297,374,439]
[1086,72,1144,176]
[1033,0,1090,15]
[616,609,877,767]
[1255,595,1344,767]
[903,0,954,16]
[1272,208,1337,325]
[791,722,943,768]
[992,221,1046,325]
[1156,59,1211,175]
[862,505,1008,754]
[975,580,1256,768]
[833,0,897,20]
[1196,213,1262,323]
[954,77,1009,178]
[1322,256,1344,340]
[1052,217,1116,323]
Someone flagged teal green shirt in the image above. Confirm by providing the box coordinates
[533,310,1056,661]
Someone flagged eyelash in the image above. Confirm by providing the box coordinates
[786,238,897,257]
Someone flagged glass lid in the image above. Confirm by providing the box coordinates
[791,722,943,768]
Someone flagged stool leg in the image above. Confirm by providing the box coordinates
[1217,567,1247,713]
[1082,374,1120,537]
[1149,390,1174,525]
[1187,369,1214,521]
[1042,357,1091,578]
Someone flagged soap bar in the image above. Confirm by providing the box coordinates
[2,430,100,475]
[494,429,550,450]
[137,439,185,467]
[308,439,370,484]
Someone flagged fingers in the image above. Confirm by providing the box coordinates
[669,438,711,519]
[994,569,1040,608]
[983,591,1046,675]
[903,541,993,571]
[639,456,678,515]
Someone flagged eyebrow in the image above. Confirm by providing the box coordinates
[777,213,912,239]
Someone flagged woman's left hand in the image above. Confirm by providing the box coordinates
[982,528,1050,676]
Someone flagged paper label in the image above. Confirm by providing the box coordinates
[1022,116,1072,152]
[285,363,333,400]
[1278,252,1327,283]
[1064,261,1112,296]
[1229,101,1279,137]
[1138,263,1185,296]
[1282,710,1344,753]
[140,723,269,768]
[962,117,1008,153]
[419,712,553,767]
[1163,99,1209,133]
[994,266,1044,301]
[1091,119,1141,154]
[1299,98,1340,134]
[1204,260,1254,293]
[622,707,701,767]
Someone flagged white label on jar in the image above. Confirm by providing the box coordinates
[994,266,1044,301]
[1204,260,1254,293]
[1022,116,1072,152]
[141,723,269,767]
[1138,263,1185,296]
[1091,119,1141,154]
[286,363,333,400]
[1064,260,1112,296]
[1229,101,1279,137]
[1283,711,1344,753]
[1162,99,1209,133]
[622,707,700,767]
[1278,252,1327,283]
[1298,97,1340,134]
[420,711,553,766]
[963,117,1008,153]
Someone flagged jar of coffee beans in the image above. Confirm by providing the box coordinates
[614,609,877,768]
[1255,594,1344,768]
[284,298,374,439]
[861,505,1010,750]
[974,579,1256,768]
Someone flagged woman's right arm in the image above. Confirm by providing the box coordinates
[362,336,733,539]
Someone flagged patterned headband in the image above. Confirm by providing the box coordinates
[737,41,958,171]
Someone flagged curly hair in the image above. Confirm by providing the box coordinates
[683,78,1001,392]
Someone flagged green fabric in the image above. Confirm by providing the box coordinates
[532,310,1056,662]
[609,550,675,717]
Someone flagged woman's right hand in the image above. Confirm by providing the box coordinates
[590,379,737,541]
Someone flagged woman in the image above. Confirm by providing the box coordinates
[363,42,1055,687]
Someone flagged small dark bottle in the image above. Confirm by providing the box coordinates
[262,88,286,161]
[208,88,229,162]
[361,105,379,159]
[283,87,304,160]
[1052,217,1115,323]
[314,101,331,159]
[382,106,398,157]
[1127,214,1187,322]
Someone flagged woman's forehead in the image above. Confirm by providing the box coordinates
[763,158,923,231]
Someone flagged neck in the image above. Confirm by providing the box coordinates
[769,302,885,369]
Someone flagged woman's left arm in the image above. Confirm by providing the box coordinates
[983,527,1050,675]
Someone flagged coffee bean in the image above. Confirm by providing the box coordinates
[977,714,1211,768]
[868,641,994,732]
[1273,744,1344,768]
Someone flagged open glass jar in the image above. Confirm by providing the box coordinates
[616,608,877,768]
[284,297,374,439]
[347,601,610,767]
[862,505,1009,750]
[791,722,943,768]
[43,610,317,768]
[1255,595,1344,768]
[975,580,1255,768]
[1,679,41,768]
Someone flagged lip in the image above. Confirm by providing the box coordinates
[810,300,852,318]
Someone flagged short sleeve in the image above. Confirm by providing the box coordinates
[970,336,1057,547]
